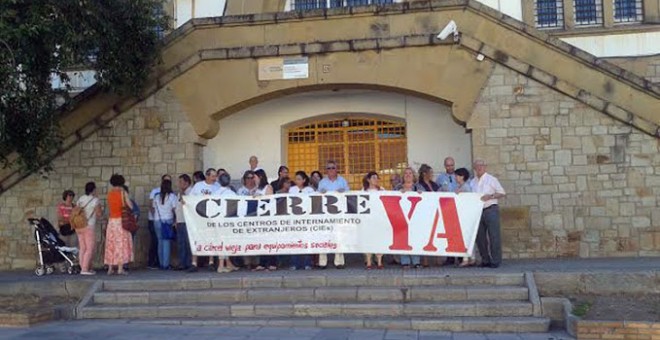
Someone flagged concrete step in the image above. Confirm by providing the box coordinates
[101,273,525,291]
[92,285,529,305]
[81,301,533,319]
[127,316,552,333]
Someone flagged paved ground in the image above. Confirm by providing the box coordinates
[1,257,658,283]
[0,320,575,339]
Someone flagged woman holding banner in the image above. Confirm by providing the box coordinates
[394,167,422,269]
[253,169,277,271]
[238,170,259,270]
[288,171,314,270]
[363,172,384,270]
[455,167,477,267]
[416,164,441,268]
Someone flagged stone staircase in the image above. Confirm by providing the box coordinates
[76,271,550,332]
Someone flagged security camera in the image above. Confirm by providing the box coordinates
[437,20,458,41]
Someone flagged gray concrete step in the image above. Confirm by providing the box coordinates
[92,285,529,305]
[101,273,525,291]
[100,316,553,332]
[81,301,533,319]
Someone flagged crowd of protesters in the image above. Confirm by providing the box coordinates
[55,155,505,275]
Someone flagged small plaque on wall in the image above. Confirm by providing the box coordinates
[258,57,308,81]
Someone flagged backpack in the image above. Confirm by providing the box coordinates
[71,198,93,230]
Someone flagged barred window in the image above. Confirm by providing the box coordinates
[292,0,394,10]
[288,118,407,190]
[574,0,603,26]
[614,0,643,23]
[535,0,564,28]
[292,0,326,10]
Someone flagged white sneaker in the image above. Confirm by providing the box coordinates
[80,271,96,276]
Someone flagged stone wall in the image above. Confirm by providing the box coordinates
[606,54,660,85]
[470,64,660,258]
[0,88,203,270]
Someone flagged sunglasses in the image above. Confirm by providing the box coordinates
[326,167,336,170]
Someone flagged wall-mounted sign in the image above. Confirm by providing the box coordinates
[258,57,309,81]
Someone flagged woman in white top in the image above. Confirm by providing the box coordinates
[76,182,103,275]
[253,169,274,196]
[454,167,476,267]
[363,172,384,270]
[153,179,178,270]
[253,169,275,271]
[289,171,315,270]
[237,170,257,196]
[454,168,476,267]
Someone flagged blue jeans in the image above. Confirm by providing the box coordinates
[290,255,312,269]
[154,219,173,269]
[147,220,159,267]
[176,223,192,269]
[400,255,420,266]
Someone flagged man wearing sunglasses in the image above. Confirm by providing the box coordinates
[317,160,350,269]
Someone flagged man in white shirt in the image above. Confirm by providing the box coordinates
[469,159,506,268]
[147,174,171,269]
[189,168,221,270]
[317,160,350,269]
[191,168,221,196]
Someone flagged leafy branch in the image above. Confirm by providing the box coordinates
[0,0,169,173]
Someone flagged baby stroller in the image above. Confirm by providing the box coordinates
[28,217,80,276]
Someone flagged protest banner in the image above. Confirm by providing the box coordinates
[182,192,484,257]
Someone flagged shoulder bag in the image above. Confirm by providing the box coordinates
[121,191,139,233]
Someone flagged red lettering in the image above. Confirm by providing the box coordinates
[423,197,467,253]
[380,195,422,251]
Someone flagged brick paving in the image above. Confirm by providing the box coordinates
[0,320,575,339]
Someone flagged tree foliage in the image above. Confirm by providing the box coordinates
[0,0,169,173]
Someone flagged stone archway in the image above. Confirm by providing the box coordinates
[167,46,495,139]
[202,89,472,184]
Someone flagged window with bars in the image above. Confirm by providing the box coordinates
[614,0,643,22]
[287,118,407,190]
[292,0,394,10]
[574,0,603,26]
[535,0,565,28]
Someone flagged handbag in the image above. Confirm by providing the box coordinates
[121,191,139,233]
[155,193,176,240]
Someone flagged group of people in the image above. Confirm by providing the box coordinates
[55,155,506,275]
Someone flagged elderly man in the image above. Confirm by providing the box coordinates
[248,156,261,172]
[469,159,506,268]
[317,160,350,269]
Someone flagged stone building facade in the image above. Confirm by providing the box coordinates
[0,0,658,269]
[0,90,202,269]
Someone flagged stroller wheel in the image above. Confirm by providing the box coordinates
[73,265,81,274]
[67,266,75,275]
[59,264,67,274]
[35,267,45,276]
[46,266,54,275]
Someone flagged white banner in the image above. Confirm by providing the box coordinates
[182,192,484,257]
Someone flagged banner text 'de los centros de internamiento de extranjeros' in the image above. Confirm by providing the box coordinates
[182,192,484,257]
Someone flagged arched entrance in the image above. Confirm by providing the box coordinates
[286,116,407,189]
